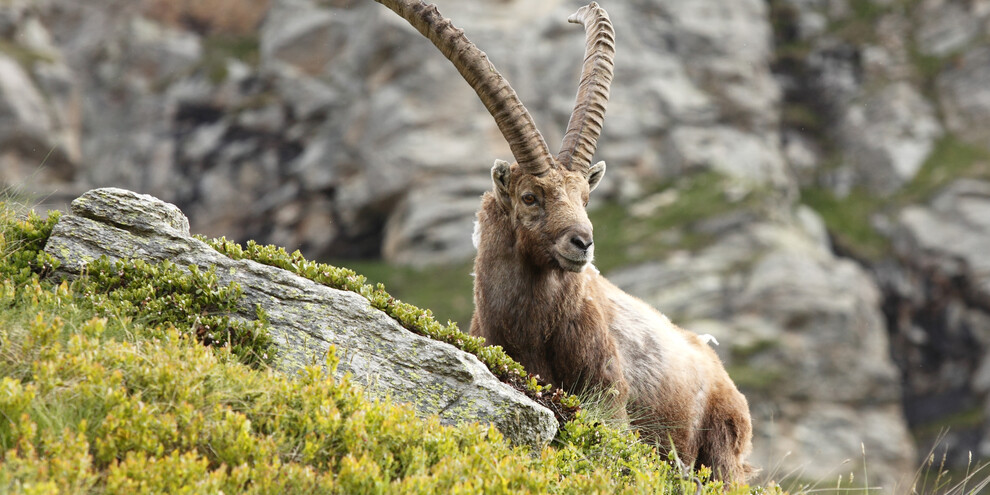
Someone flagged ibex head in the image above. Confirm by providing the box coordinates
[375,1,614,272]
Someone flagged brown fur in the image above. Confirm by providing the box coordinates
[470,163,755,483]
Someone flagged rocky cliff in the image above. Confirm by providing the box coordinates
[6,0,990,489]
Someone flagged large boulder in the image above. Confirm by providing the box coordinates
[43,187,558,449]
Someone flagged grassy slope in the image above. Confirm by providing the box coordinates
[0,204,764,494]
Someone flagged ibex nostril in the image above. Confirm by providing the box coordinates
[571,235,593,251]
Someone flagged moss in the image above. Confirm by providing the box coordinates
[0,40,55,70]
[200,34,260,83]
[726,365,783,392]
[800,186,890,259]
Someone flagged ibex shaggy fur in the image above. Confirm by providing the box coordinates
[374,0,755,482]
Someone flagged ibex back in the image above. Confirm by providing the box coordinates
[373,0,755,482]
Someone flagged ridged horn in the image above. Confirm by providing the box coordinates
[374,0,554,175]
[557,2,614,173]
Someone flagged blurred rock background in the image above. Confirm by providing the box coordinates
[5,0,990,489]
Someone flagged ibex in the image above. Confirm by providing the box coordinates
[373,0,754,482]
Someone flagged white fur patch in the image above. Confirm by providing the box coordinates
[471,220,481,249]
[699,334,719,346]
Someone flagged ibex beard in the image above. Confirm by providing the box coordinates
[374,0,755,483]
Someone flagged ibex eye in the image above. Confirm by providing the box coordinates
[522,193,538,206]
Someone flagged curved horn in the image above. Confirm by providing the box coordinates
[374,0,554,175]
[557,2,614,173]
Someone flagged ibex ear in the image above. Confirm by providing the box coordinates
[491,159,512,204]
[587,161,606,192]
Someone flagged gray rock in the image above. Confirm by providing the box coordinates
[0,52,75,186]
[11,0,791,266]
[666,126,790,189]
[261,0,336,75]
[0,53,52,137]
[838,82,943,194]
[897,179,990,304]
[44,187,558,449]
[938,46,990,149]
[128,15,202,82]
[915,0,981,57]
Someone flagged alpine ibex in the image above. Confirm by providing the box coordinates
[373,0,754,482]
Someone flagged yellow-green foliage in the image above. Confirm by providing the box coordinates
[0,205,769,494]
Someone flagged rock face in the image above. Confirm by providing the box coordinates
[6,0,794,260]
[43,187,558,449]
[609,212,916,488]
[879,179,990,466]
[938,46,990,147]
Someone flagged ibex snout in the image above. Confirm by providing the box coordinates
[556,224,594,272]
[569,229,593,252]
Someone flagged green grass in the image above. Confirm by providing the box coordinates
[800,186,889,259]
[725,365,784,393]
[914,408,985,441]
[899,135,990,202]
